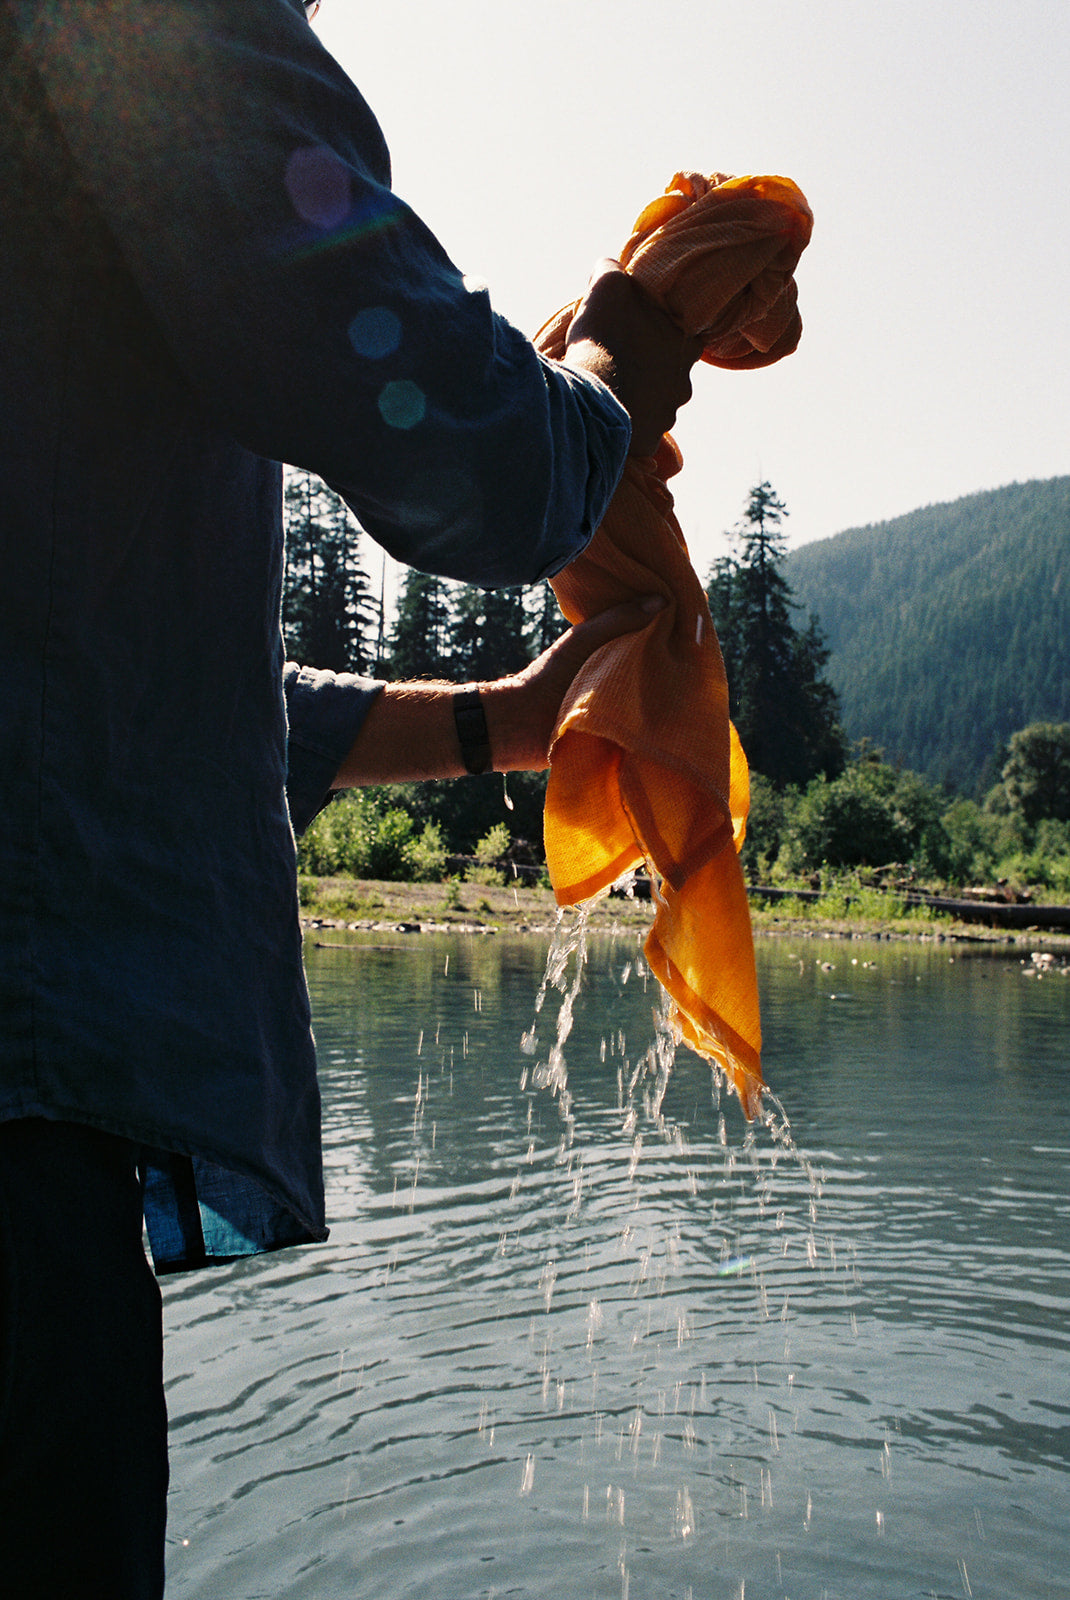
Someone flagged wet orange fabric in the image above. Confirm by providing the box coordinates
[537,171,813,1119]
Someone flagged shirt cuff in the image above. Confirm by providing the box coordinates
[283,663,384,835]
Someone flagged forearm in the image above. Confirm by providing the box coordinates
[330,593,666,790]
[330,679,534,788]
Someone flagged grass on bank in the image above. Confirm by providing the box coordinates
[748,881,956,938]
[298,872,652,932]
[297,869,980,940]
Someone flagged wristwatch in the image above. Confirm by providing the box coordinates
[452,689,492,775]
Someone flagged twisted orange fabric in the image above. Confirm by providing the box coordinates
[537,171,813,1119]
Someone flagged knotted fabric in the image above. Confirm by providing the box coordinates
[537,172,813,1119]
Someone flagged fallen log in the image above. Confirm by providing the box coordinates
[747,885,1070,931]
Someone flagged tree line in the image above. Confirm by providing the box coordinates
[284,469,1070,898]
[283,468,579,853]
[283,467,558,684]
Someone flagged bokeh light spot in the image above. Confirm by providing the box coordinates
[378,380,426,430]
[348,306,402,359]
[284,146,352,229]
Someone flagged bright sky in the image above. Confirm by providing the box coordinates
[317,0,1069,577]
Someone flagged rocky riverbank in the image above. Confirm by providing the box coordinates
[299,875,1070,952]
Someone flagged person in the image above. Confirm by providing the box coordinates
[0,3,699,1594]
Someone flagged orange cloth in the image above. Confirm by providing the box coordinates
[537,171,813,1120]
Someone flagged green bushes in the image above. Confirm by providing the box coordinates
[464,821,511,886]
[743,745,1070,896]
[772,760,948,877]
[297,791,515,887]
[297,789,446,882]
[296,725,1070,904]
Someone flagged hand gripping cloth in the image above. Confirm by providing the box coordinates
[536,172,813,1119]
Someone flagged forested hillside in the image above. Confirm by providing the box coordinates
[784,477,1070,795]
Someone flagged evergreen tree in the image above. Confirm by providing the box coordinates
[388,570,454,679]
[448,584,532,679]
[791,614,849,781]
[707,481,845,788]
[784,476,1070,796]
[705,554,742,688]
[993,722,1070,826]
[283,470,375,671]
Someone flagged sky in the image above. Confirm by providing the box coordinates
[316,0,1069,579]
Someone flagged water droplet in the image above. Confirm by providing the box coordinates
[539,1259,558,1312]
[674,1486,695,1538]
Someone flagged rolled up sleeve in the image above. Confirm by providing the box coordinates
[283,663,383,836]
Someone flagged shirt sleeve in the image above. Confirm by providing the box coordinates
[283,663,384,836]
[16,0,630,587]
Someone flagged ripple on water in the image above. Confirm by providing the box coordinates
[164,929,1070,1599]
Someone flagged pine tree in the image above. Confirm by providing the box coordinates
[388,570,454,680]
[707,481,845,788]
[705,554,742,689]
[448,585,531,680]
[283,470,375,671]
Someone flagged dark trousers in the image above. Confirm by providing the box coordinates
[0,1119,168,1599]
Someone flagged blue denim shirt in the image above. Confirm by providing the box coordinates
[0,1,629,1270]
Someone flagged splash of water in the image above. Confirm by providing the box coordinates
[521,875,812,1198]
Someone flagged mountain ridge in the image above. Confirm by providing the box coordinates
[783,475,1070,795]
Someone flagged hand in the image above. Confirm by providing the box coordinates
[480,594,666,771]
[332,595,664,788]
[564,262,704,457]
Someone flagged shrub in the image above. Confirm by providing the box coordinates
[403,820,447,882]
[465,822,511,886]
[785,766,911,870]
[297,789,419,881]
[993,816,1070,896]
[781,758,952,876]
[939,798,1014,885]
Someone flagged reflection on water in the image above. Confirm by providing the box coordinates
[164,932,1070,1599]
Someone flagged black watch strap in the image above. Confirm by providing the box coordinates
[452,689,492,775]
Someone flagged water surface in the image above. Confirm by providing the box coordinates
[164,930,1070,1599]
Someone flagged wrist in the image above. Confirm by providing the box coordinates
[476,677,547,774]
[452,688,492,775]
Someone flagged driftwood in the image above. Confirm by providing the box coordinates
[747,884,1070,931]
